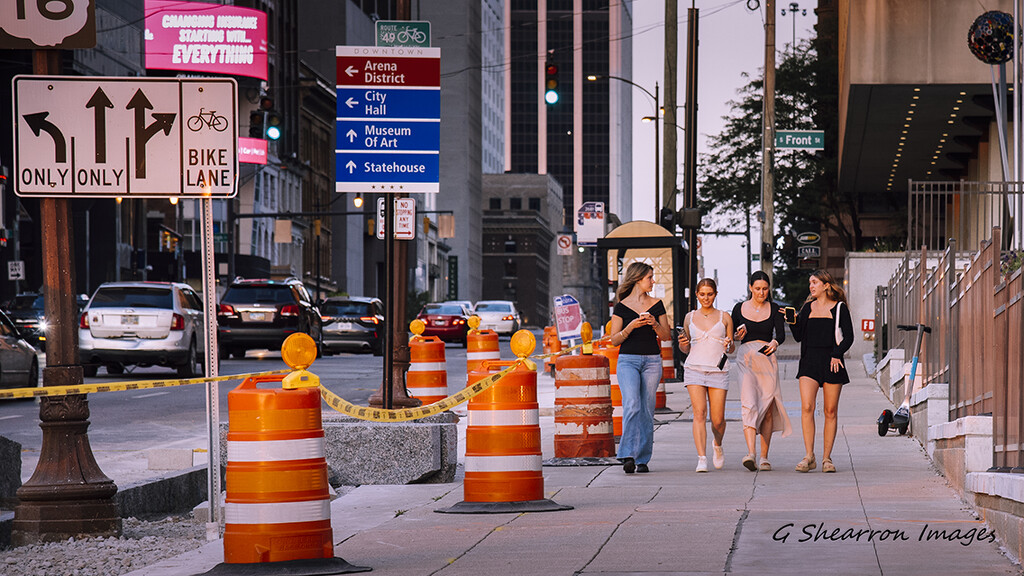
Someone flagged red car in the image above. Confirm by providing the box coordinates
[416,303,471,344]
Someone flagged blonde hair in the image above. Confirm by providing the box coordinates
[807,269,847,304]
[616,262,654,302]
[696,277,718,294]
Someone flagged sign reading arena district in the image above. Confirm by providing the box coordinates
[335,45,440,193]
[13,76,237,198]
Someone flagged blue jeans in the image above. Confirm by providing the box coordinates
[616,353,662,465]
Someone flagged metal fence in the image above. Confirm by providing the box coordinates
[908,180,1024,253]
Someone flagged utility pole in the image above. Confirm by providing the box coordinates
[663,0,678,213]
[683,2,699,311]
[761,0,776,279]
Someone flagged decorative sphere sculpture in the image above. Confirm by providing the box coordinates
[968,11,1015,65]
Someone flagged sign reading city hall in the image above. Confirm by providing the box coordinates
[12,76,237,198]
[335,45,440,193]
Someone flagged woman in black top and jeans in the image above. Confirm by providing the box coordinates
[608,262,672,474]
[791,270,854,473]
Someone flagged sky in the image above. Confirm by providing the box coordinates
[629,0,817,307]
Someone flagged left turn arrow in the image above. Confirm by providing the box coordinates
[24,112,67,163]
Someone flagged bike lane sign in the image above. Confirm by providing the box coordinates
[12,76,237,198]
[375,21,430,48]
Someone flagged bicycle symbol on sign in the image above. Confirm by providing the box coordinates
[186,108,228,132]
[396,26,426,45]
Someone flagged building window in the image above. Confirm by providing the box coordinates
[490,198,502,210]
[510,198,522,210]
[529,197,541,211]
[504,260,517,277]
[504,238,516,253]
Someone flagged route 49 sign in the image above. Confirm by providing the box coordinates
[13,76,237,198]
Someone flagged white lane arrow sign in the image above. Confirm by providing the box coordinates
[346,160,356,173]
[345,65,358,77]
[346,129,357,143]
[345,97,358,108]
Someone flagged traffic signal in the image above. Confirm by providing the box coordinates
[265,110,283,141]
[659,207,675,231]
[248,110,264,138]
[545,61,559,105]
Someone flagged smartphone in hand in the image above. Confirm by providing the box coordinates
[784,307,796,324]
[676,325,688,339]
[758,344,774,356]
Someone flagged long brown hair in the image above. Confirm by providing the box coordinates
[807,269,847,304]
[616,262,653,302]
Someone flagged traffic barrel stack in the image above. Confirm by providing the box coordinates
[543,326,561,375]
[466,315,500,377]
[438,330,571,514]
[221,333,365,572]
[594,337,622,439]
[553,323,614,458]
[657,339,673,410]
[406,319,448,405]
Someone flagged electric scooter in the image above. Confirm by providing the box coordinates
[877,323,931,436]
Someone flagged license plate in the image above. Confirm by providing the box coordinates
[122,315,138,325]
[433,320,445,326]
[249,312,265,321]
[337,322,353,331]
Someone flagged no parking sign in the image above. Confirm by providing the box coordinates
[556,234,572,256]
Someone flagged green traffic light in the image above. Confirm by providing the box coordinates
[266,125,282,140]
[545,90,559,105]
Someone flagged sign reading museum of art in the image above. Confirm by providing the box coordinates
[335,45,440,193]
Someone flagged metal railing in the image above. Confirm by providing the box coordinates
[908,180,1024,253]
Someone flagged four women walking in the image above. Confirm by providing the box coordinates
[605,268,851,475]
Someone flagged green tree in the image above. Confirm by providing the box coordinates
[699,39,851,303]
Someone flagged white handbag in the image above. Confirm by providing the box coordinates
[834,302,843,345]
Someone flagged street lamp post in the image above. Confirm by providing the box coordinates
[587,75,660,221]
[780,2,807,53]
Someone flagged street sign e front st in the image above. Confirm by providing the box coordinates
[775,130,824,150]
[13,76,237,198]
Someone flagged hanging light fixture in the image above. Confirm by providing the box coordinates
[353,193,364,208]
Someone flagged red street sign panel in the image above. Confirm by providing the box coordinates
[336,47,440,88]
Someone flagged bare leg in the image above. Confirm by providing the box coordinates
[708,387,728,448]
[822,382,843,461]
[687,385,709,457]
[743,425,757,460]
[759,399,775,459]
[799,377,820,459]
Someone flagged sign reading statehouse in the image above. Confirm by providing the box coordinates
[335,45,440,194]
[12,76,237,198]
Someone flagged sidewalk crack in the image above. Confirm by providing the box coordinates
[724,471,758,572]
[429,513,521,576]
[845,425,884,576]
[574,487,662,575]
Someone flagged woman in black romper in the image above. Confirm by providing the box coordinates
[791,270,853,473]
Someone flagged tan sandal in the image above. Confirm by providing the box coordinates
[822,458,836,473]
[795,455,816,473]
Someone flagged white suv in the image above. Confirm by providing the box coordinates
[79,282,205,377]
[473,300,521,335]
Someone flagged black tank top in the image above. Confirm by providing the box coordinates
[613,300,665,355]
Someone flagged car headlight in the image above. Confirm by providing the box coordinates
[37,319,48,333]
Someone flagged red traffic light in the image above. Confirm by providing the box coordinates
[546,63,558,76]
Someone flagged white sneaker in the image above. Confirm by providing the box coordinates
[712,442,725,469]
[695,456,708,473]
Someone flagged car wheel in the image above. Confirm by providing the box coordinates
[82,364,98,378]
[177,341,198,378]
[106,363,125,375]
[27,358,38,389]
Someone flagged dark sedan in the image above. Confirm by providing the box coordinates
[6,293,46,351]
[416,303,471,344]
[320,297,384,356]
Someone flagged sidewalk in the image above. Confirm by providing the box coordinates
[130,348,1021,575]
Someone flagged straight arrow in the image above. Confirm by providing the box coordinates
[127,90,176,178]
[346,129,357,143]
[86,87,113,163]
[23,112,66,163]
[346,160,356,174]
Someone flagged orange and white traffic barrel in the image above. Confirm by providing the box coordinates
[466,316,500,378]
[224,372,332,564]
[543,326,561,374]
[407,320,448,405]
[656,339,674,410]
[439,330,570,514]
[594,342,621,438]
[553,353,614,458]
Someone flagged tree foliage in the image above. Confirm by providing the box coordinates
[698,39,849,303]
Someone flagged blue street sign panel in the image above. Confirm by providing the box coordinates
[336,152,439,190]
[336,119,440,152]
[336,45,440,193]
[337,88,439,120]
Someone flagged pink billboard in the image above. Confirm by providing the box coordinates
[238,137,267,165]
[145,0,268,80]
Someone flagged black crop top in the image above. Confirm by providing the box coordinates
[613,300,666,355]
[730,301,786,345]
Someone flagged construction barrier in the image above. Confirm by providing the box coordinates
[438,330,570,513]
[553,353,614,458]
[407,334,448,405]
[594,342,622,438]
[466,327,500,376]
[657,339,672,410]
[224,374,333,564]
[543,326,561,375]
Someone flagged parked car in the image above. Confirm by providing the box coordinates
[473,300,522,335]
[78,282,205,377]
[415,303,472,344]
[443,300,475,313]
[0,308,39,391]
[6,292,47,350]
[320,296,384,356]
[217,277,322,359]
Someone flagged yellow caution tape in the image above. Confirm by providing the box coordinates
[320,359,527,422]
[0,369,289,400]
